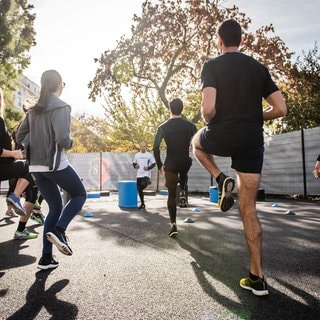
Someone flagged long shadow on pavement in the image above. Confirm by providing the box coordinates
[7,270,78,320]
[71,196,320,319]
[0,238,37,270]
[173,200,320,320]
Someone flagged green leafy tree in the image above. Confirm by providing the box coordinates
[70,114,111,153]
[3,102,23,133]
[0,0,36,131]
[281,42,320,132]
[0,0,36,90]
[88,0,292,151]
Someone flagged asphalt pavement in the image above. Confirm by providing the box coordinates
[0,193,319,320]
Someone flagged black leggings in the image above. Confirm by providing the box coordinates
[1,160,36,203]
[0,160,29,181]
[164,157,192,224]
[137,177,149,205]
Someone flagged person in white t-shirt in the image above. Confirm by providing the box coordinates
[133,142,156,209]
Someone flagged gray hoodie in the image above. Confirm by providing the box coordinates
[16,95,73,172]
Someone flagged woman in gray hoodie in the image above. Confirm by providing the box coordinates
[17,70,87,270]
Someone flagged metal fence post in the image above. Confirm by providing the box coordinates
[301,128,307,198]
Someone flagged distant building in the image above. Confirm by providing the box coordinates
[12,75,40,111]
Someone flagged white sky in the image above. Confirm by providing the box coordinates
[25,0,320,117]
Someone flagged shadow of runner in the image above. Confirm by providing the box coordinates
[0,239,37,270]
[175,236,252,319]
[0,217,16,227]
[0,271,8,297]
[174,235,320,320]
[7,270,78,320]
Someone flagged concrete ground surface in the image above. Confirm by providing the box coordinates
[0,193,319,320]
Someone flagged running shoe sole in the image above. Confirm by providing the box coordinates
[168,228,178,237]
[14,235,37,240]
[179,197,188,208]
[5,210,18,218]
[169,231,178,237]
[37,263,59,270]
[240,282,269,296]
[219,177,235,212]
[6,198,26,216]
[46,232,73,256]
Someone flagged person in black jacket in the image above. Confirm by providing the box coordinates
[0,88,38,239]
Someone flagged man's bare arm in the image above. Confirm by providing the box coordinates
[201,87,217,123]
[263,91,287,120]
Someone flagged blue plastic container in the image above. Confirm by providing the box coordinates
[209,186,218,203]
[118,180,137,208]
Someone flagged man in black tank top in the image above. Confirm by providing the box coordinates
[153,98,197,237]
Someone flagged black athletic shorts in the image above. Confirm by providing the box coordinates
[199,127,264,174]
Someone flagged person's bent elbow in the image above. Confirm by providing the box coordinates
[264,91,287,120]
[201,109,215,123]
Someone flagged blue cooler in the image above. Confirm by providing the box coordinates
[118,180,137,208]
[209,186,218,203]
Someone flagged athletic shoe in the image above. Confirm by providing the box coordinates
[179,199,188,208]
[179,197,188,208]
[14,229,38,240]
[31,212,45,225]
[46,227,73,256]
[168,225,178,237]
[179,191,188,208]
[217,173,235,212]
[240,275,269,296]
[6,193,26,216]
[34,200,41,210]
[5,207,18,218]
[138,204,145,210]
[37,255,59,270]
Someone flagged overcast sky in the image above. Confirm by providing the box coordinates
[25,0,320,117]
